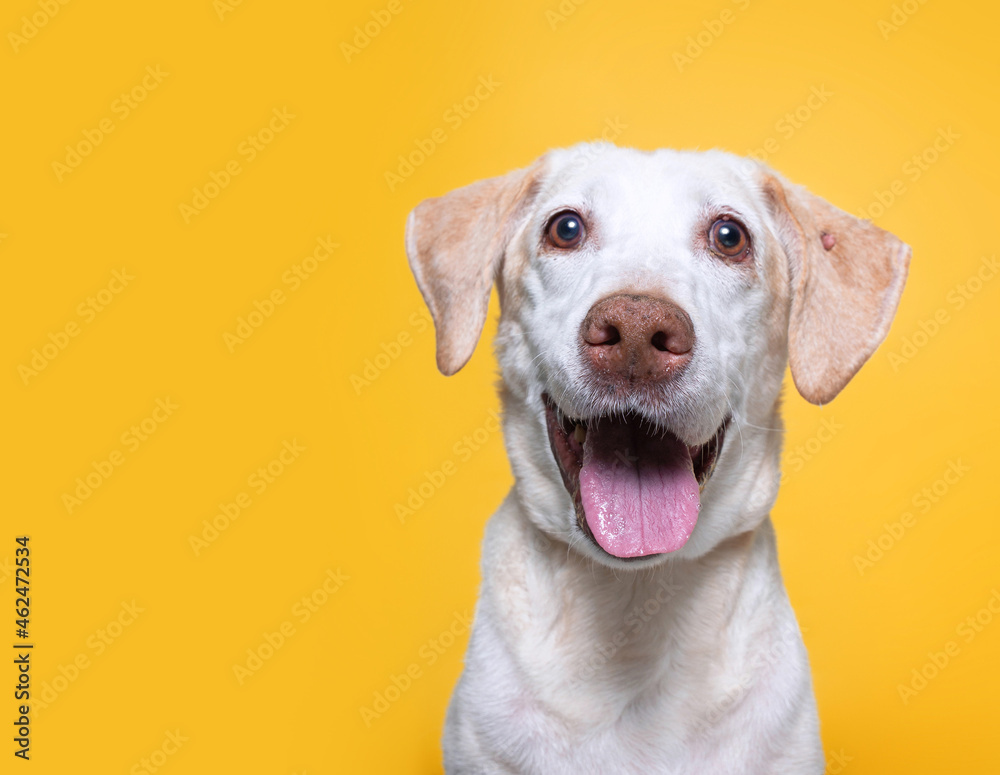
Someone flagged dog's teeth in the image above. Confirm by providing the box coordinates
[574,424,586,443]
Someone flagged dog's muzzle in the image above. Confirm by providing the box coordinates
[543,293,727,560]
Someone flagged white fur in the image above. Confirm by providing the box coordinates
[438,145,828,773]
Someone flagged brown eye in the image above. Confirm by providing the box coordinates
[546,211,585,249]
[709,219,749,258]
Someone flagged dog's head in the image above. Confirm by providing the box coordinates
[406,144,909,568]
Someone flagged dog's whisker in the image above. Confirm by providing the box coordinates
[721,389,745,467]
[738,421,783,432]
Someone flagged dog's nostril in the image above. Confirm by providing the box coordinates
[650,331,669,352]
[587,324,621,346]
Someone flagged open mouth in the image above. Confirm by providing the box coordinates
[543,394,727,560]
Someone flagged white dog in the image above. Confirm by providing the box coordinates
[405,143,909,774]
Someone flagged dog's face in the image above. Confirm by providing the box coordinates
[406,144,909,568]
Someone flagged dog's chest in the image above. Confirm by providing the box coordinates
[467,653,803,774]
[457,599,814,774]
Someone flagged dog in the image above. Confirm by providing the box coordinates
[404,143,909,774]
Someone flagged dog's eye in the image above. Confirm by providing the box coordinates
[709,219,748,258]
[546,211,585,249]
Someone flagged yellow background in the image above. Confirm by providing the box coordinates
[2,0,998,772]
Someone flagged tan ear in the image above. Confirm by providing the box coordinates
[762,173,911,405]
[405,160,545,376]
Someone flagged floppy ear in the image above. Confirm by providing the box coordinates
[761,173,911,405]
[405,160,545,376]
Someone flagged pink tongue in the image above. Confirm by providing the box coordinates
[579,420,700,558]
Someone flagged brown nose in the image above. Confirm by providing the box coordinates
[581,294,695,383]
